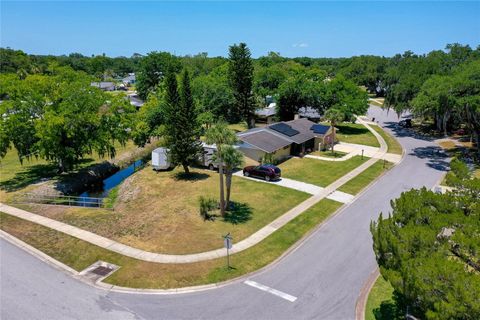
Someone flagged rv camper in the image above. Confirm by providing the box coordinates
[151,147,173,171]
[198,142,240,170]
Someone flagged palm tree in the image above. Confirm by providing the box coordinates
[324,108,344,154]
[205,121,237,217]
[222,145,244,210]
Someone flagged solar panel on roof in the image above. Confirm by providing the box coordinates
[270,123,300,137]
[310,124,329,134]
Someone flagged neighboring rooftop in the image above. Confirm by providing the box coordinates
[298,106,321,119]
[255,102,277,118]
[91,82,115,90]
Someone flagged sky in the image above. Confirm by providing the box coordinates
[1,1,479,58]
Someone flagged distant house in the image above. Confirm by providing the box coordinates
[255,102,277,124]
[298,106,321,121]
[127,93,144,109]
[122,73,136,86]
[237,118,335,162]
[91,82,116,91]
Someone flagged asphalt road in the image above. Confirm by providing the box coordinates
[0,106,449,320]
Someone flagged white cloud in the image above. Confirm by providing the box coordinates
[293,43,309,48]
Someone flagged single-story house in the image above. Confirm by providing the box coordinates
[123,73,136,86]
[237,118,335,162]
[255,102,277,124]
[298,106,321,121]
[91,82,116,91]
[127,93,144,109]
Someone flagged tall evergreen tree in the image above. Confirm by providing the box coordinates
[228,43,256,128]
[163,70,202,174]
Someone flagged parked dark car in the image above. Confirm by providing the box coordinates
[399,119,412,128]
[243,164,281,181]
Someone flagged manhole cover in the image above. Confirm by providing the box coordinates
[91,266,113,276]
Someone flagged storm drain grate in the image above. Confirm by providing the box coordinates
[91,266,114,276]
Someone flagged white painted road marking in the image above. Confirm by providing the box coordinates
[244,280,297,302]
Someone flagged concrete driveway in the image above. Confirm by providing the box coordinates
[233,170,355,203]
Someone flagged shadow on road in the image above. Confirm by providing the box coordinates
[409,146,449,172]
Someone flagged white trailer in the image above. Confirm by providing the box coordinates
[199,143,219,170]
[151,147,173,171]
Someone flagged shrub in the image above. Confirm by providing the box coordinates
[198,196,217,221]
[261,153,278,165]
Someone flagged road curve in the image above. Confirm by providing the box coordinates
[0,106,449,320]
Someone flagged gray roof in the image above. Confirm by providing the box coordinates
[123,74,136,83]
[91,82,115,89]
[255,103,276,118]
[238,130,291,153]
[127,94,144,107]
[298,106,321,119]
[281,118,317,144]
[237,118,332,153]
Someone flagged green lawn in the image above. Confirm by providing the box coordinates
[279,156,368,187]
[228,122,249,133]
[338,161,392,195]
[0,198,343,289]
[365,276,402,320]
[322,122,380,147]
[371,126,403,155]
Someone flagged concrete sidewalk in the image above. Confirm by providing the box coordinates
[0,117,388,264]
[306,142,401,164]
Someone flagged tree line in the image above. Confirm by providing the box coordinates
[1,43,478,172]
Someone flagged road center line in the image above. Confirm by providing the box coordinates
[244,280,297,302]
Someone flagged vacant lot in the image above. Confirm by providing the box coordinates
[279,156,367,187]
[22,166,309,254]
[0,198,342,289]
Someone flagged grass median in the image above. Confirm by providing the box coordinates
[0,199,343,289]
[365,276,402,320]
[371,126,403,155]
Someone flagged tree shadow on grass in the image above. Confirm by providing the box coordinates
[0,158,95,193]
[337,124,370,135]
[223,202,252,225]
[173,172,210,181]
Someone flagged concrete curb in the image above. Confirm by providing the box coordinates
[355,268,380,320]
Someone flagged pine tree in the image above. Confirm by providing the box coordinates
[163,70,202,174]
[228,43,256,128]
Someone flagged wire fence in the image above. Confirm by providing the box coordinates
[13,193,112,210]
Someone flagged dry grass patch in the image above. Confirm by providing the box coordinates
[438,140,457,150]
[23,167,309,254]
